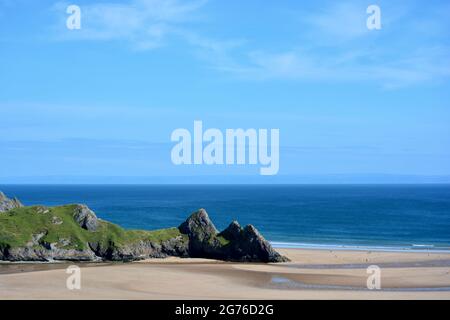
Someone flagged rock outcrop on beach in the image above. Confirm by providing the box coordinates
[0,192,23,213]
[179,209,289,262]
[0,191,288,263]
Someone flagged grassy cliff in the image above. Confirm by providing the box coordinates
[0,193,288,263]
[0,204,185,253]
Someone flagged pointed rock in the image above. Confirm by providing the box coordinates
[178,209,223,258]
[219,221,242,241]
[73,204,99,231]
[219,222,289,262]
[0,191,23,213]
[241,224,290,262]
[179,208,218,240]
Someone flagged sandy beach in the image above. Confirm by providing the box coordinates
[1,248,450,299]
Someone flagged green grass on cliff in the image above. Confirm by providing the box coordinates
[0,205,186,251]
[216,235,230,246]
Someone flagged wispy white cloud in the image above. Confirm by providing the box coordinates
[201,2,450,88]
[303,2,370,41]
[53,0,208,49]
[221,45,450,88]
[49,0,450,88]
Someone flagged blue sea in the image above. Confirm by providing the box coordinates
[1,185,450,252]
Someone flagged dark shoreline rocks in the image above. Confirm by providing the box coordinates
[179,209,289,263]
[87,237,189,262]
[0,192,288,263]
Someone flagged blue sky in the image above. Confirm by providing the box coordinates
[1,0,450,183]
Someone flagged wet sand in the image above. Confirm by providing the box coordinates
[1,248,450,299]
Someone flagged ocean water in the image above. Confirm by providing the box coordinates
[1,184,450,251]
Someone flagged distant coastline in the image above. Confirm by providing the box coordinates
[2,174,450,184]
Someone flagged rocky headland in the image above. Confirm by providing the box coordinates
[0,191,288,263]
